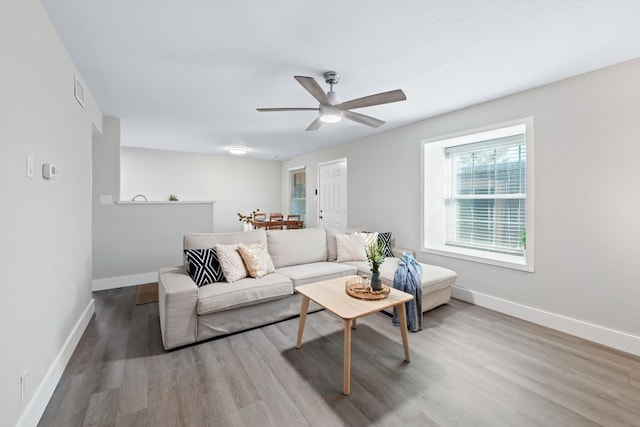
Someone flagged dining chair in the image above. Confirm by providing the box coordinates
[253,212,267,228]
[286,214,301,229]
[269,213,284,230]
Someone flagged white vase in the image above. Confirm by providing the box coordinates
[242,222,253,232]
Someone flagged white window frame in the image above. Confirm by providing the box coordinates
[421,118,534,272]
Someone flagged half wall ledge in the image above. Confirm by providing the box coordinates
[117,201,216,205]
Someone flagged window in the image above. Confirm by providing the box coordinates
[289,167,306,222]
[422,119,533,271]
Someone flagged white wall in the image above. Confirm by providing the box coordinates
[0,0,102,425]
[282,58,640,355]
[121,147,282,232]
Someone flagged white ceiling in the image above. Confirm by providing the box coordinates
[40,0,640,160]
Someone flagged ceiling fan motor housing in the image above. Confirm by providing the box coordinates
[326,90,339,105]
[323,71,340,85]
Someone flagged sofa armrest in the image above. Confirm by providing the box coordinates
[391,246,415,257]
[158,267,198,350]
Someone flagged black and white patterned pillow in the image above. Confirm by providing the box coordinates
[376,232,394,258]
[363,231,394,258]
[184,248,224,287]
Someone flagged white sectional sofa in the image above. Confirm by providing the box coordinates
[158,227,457,350]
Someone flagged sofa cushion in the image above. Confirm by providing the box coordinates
[336,234,367,262]
[275,262,358,287]
[184,230,268,250]
[267,228,328,268]
[184,248,224,286]
[343,258,457,293]
[238,241,275,279]
[197,273,293,315]
[216,244,249,283]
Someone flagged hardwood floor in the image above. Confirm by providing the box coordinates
[39,287,640,426]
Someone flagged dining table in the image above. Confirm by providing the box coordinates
[251,219,303,230]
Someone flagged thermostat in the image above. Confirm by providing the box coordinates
[43,163,58,179]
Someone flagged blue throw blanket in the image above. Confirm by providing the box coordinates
[393,253,423,332]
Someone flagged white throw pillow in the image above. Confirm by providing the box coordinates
[352,231,378,251]
[215,243,249,283]
[238,241,275,279]
[336,234,367,262]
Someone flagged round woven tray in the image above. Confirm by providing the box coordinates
[345,280,390,300]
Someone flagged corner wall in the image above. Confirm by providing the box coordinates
[0,0,102,425]
[282,58,640,355]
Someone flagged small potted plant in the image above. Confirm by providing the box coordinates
[366,239,387,291]
[168,194,179,201]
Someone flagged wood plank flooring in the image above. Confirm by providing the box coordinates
[38,287,640,426]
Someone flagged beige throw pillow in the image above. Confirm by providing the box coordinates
[336,233,367,262]
[215,243,249,283]
[238,241,275,279]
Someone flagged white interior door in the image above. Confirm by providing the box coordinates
[318,159,347,228]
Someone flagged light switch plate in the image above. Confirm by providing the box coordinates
[26,154,34,178]
[100,195,113,205]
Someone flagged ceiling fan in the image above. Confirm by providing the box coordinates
[257,71,407,131]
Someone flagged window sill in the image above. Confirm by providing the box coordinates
[422,245,533,272]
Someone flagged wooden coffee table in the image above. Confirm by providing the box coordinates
[295,275,414,395]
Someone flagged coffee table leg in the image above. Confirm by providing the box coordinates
[397,303,411,362]
[296,296,310,349]
[343,319,352,395]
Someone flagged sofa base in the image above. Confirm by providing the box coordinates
[382,286,451,314]
[197,293,322,342]
[196,287,450,345]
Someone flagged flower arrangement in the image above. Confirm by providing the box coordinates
[366,239,387,291]
[366,239,387,275]
[237,209,260,224]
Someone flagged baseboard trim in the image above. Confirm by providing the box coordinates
[17,298,95,427]
[92,272,159,291]
[452,286,640,357]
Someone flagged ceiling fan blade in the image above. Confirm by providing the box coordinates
[294,76,330,105]
[337,89,406,110]
[306,117,323,131]
[257,107,319,112]
[343,110,385,128]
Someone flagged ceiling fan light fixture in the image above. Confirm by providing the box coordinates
[227,146,248,155]
[319,104,342,123]
[320,112,342,123]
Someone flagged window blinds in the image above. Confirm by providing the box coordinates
[445,134,526,255]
